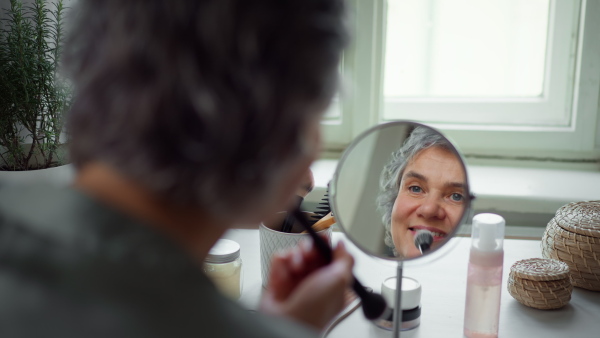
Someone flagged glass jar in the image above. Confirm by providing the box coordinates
[203,239,243,300]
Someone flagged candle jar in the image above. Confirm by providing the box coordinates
[204,239,243,300]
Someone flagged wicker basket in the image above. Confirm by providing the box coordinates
[541,201,600,291]
[507,258,573,310]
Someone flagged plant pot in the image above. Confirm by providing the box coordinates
[0,164,75,187]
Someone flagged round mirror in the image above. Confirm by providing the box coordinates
[330,121,472,261]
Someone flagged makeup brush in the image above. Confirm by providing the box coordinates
[310,181,332,226]
[292,207,388,320]
[280,196,303,233]
[414,230,433,254]
[304,212,335,233]
[281,172,315,233]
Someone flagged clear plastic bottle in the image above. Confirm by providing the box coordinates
[463,213,505,338]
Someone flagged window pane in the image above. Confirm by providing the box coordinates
[384,0,550,99]
[323,57,345,120]
[323,98,341,120]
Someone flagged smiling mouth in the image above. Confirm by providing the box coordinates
[409,227,447,240]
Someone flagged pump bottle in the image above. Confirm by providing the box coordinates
[463,213,505,338]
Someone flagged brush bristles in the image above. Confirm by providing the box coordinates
[414,230,433,253]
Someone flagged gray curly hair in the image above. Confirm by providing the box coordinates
[376,126,454,249]
[62,0,348,219]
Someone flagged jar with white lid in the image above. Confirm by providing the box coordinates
[373,276,422,331]
[203,239,243,300]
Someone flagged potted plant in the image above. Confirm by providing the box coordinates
[0,0,71,175]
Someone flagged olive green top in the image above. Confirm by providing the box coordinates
[0,184,317,338]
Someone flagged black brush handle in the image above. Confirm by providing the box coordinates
[292,208,387,320]
[293,207,332,262]
[281,196,304,232]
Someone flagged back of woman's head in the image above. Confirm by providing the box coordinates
[63,0,348,218]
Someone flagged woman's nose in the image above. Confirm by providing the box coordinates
[417,196,446,219]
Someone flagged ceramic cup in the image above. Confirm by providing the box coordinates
[259,211,332,287]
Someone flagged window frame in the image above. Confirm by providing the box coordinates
[323,0,600,162]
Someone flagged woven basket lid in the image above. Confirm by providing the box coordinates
[510,258,570,282]
[553,201,600,238]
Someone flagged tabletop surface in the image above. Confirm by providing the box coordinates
[222,229,600,338]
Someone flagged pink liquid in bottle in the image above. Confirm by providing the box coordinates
[463,213,505,338]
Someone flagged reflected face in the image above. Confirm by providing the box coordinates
[390,146,466,258]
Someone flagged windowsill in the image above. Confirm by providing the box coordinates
[305,159,600,239]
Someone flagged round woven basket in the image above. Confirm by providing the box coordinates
[507,258,572,310]
[541,201,600,291]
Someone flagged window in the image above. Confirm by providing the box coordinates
[324,0,600,163]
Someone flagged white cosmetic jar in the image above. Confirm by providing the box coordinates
[374,276,422,331]
[203,239,243,300]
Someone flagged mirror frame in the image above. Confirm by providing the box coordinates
[330,121,473,262]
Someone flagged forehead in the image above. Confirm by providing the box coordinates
[402,146,465,182]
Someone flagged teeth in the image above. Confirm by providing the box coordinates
[411,228,446,238]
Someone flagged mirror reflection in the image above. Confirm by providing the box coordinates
[331,122,471,261]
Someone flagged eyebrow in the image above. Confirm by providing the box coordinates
[402,170,466,191]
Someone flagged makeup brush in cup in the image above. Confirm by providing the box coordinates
[310,182,331,225]
[301,212,335,234]
[281,171,315,233]
[302,181,335,233]
[292,207,388,320]
[308,212,335,232]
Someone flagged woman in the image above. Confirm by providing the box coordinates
[377,126,467,259]
[0,1,354,337]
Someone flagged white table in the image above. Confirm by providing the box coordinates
[223,229,600,337]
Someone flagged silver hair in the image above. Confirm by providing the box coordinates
[376,126,454,249]
[62,0,348,219]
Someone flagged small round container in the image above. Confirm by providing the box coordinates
[507,258,572,310]
[374,276,422,331]
[203,239,243,299]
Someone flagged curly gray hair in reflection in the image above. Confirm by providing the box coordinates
[62,0,347,219]
[376,126,454,250]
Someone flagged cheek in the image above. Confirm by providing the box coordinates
[447,204,465,227]
[266,122,322,214]
[390,196,417,257]
[300,118,322,163]
[390,198,410,244]
[241,162,313,224]
[276,163,312,209]
[391,193,414,226]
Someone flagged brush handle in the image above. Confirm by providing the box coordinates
[312,212,335,232]
[292,208,387,320]
[281,196,304,233]
[301,212,335,234]
[294,207,332,262]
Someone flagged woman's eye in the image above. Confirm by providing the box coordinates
[450,193,464,202]
[409,186,422,193]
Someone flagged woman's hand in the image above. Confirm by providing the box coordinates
[259,239,354,331]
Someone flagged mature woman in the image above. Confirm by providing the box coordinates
[0,1,354,337]
[377,126,467,259]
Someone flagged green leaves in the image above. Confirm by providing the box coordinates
[0,0,71,170]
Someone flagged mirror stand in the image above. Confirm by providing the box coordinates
[392,261,404,338]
